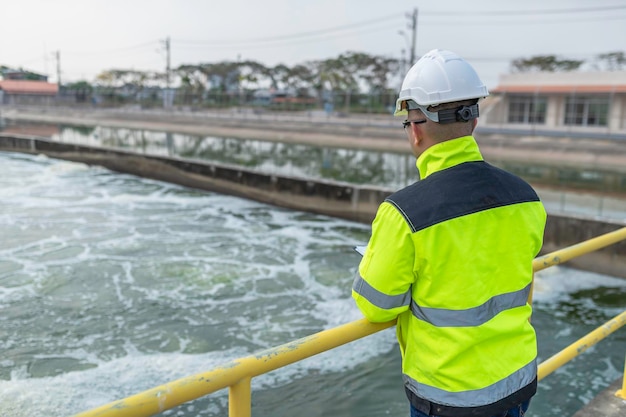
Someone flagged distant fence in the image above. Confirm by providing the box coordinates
[53,90,399,115]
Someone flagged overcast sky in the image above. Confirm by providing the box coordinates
[1,0,625,89]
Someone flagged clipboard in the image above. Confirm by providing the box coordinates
[353,245,367,256]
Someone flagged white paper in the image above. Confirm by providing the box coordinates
[354,245,367,256]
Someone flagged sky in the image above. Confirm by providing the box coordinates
[1,0,625,89]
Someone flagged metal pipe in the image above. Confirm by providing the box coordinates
[71,319,394,417]
[616,352,626,400]
[528,226,626,307]
[537,310,626,381]
[229,377,251,417]
[533,227,626,272]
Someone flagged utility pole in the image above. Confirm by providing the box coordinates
[164,37,171,89]
[407,8,418,64]
[55,50,61,86]
[161,37,172,108]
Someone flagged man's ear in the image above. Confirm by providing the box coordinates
[409,122,423,146]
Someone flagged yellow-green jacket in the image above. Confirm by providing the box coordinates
[352,136,546,416]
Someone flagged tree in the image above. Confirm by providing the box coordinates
[239,60,272,90]
[176,64,210,103]
[177,64,212,91]
[90,50,403,110]
[65,80,93,102]
[268,63,292,90]
[360,55,399,93]
[94,69,161,104]
[287,64,316,96]
[595,51,626,71]
[200,61,241,93]
[510,55,584,72]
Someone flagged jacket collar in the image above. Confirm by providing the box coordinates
[416,136,484,180]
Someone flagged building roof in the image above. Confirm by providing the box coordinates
[0,80,58,95]
[493,85,626,93]
[0,124,60,137]
[491,71,626,94]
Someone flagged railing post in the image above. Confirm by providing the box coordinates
[229,377,252,417]
[616,352,626,400]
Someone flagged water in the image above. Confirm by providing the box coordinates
[0,151,625,417]
[54,124,419,190]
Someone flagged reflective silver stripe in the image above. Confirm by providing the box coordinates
[352,272,412,310]
[404,358,537,407]
[410,283,531,327]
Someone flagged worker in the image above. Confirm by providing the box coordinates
[352,49,546,417]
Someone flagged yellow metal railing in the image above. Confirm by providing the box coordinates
[618,352,626,400]
[537,310,626,381]
[73,227,626,417]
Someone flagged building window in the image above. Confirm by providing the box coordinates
[564,96,609,126]
[507,96,547,124]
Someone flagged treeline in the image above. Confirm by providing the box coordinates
[92,51,400,99]
[59,50,625,101]
[5,51,625,95]
[511,51,626,72]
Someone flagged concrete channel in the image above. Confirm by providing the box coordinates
[1,106,626,416]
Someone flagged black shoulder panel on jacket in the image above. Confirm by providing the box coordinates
[385,161,540,233]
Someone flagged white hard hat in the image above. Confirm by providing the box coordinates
[395,49,489,120]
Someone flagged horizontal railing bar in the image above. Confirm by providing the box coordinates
[538,310,626,381]
[533,227,626,272]
[72,227,626,417]
[72,319,394,417]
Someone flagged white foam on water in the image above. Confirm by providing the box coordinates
[532,265,626,304]
[0,298,391,417]
[2,150,624,417]
[0,150,387,416]
[0,347,246,417]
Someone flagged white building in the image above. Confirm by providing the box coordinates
[481,71,626,139]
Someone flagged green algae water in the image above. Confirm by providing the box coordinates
[0,151,625,417]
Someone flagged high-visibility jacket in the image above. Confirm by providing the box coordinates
[352,136,546,417]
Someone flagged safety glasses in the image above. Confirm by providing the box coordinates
[402,119,427,129]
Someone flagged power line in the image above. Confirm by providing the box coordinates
[55,7,625,59]
[176,14,403,45]
[456,51,618,64]
[25,4,625,81]
[64,41,160,56]
[174,22,401,50]
[173,9,625,52]
[422,4,626,16]
[176,5,626,47]
[420,13,626,26]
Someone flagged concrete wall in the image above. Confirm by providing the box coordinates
[543,214,626,279]
[1,94,56,106]
[2,134,625,278]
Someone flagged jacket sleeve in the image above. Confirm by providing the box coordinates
[352,201,415,322]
